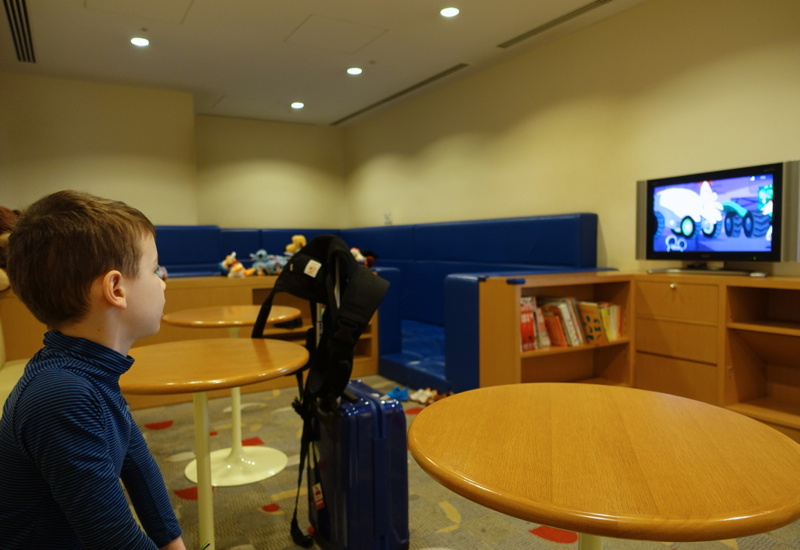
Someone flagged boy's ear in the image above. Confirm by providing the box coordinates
[101,270,128,310]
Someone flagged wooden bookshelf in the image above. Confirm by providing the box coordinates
[479,272,634,388]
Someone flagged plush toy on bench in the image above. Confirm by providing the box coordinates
[219,251,254,278]
[284,234,306,256]
[250,249,287,276]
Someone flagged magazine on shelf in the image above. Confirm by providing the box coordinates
[520,296,537,351]
[534,307,551,349]
[542,311,568,347]
[577,301,609,346]
[539,297,583,346]
[597,302,621,341]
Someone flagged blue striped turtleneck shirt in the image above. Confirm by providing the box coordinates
[0,331,182,549]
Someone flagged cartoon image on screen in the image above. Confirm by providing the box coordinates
[652,174,774,254]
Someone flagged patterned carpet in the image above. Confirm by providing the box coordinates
[131,375,800,550]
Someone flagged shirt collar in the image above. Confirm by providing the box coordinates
[43,331,135,377]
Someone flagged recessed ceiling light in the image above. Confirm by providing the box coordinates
[131,37,149,47]
[291,102,304,109]
[440,7,459,17]
[347,67,363,75]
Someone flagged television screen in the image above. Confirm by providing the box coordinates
[643,163,784,262]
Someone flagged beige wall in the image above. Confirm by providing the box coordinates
[343,0,800,270]
[0,73,198,224]
[195,116,346,229]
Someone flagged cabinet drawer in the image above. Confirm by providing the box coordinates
[635,280,718,324]
[635,318,718,364]
[635,352,717,405]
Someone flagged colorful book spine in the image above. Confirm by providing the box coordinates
[577,301,609,346]
[520,297,537,351]
[598,303,622,341]
[543,313,568,347]
[534,307,551,348]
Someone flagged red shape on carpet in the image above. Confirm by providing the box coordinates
[404,407,423,416]
[144,420,174,430]
[262,503,280,513]
[529,526,578,543]
[242,437,264,446]
[174,487,198,501]
[174,486,214,501]
[209,431,218,437]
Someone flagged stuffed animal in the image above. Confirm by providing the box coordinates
[250,249,288,276]
[0,206,20,292]
[350,247,366,265]
[285,235,306,255]
[362,250,377,269]
[219,251,254,278]
[155,265,169,281]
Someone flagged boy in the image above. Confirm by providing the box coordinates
[0,191,185,550]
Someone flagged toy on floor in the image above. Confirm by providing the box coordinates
[409,387,438,405]
[0,206,20,292]
[219,251,254,278]
[285,234,306,256]
[386,386,409,402]
[250,249,287,275]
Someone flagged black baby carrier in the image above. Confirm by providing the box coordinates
[251,234,390,547]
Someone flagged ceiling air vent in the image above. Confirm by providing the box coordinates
[498,0,614,49]
[331,63,469,126]
[3,0,35,63]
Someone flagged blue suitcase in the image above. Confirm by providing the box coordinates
[308,380,410,550]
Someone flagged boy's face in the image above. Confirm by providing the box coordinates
[124,234,166,341]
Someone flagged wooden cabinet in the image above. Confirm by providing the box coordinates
[633,276,722,405]
[479,272,634,388]
[479,270,800,444]
[633,273,800,443]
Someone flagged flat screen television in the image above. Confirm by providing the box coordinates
[636,161,800,267]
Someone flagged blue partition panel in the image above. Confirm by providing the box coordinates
[372,267,401,355]
[413,214,597,268]
[155,225,222,276]
[341,225,416,260]
[412,262,566,326]
[444,274,482,393]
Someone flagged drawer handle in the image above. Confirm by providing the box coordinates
[669,283,676,290]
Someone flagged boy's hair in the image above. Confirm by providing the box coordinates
[7,190,156,329]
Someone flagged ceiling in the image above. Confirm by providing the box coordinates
[0,0,649,127]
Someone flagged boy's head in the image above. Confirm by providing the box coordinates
[7,190,157,330]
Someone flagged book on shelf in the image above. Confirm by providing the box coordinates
[577,301,609,346]
[542,312,568,347]
[539,297,584,347]
[534,307,551,349]
[597,302,622,341]
[520,296,537,351]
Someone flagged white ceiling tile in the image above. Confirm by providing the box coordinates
[285,14,387,54]
[85,0,194,24]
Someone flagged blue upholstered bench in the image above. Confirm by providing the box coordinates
[154,213,603,393]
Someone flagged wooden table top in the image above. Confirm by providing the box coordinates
[120,339,308,395]
[407,383,800,542]
[161,305,300,328]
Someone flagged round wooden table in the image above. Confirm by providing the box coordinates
[121,338,308,550]
[408,383,800,549]
[162,305,302,488]
[162,305,300,334]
